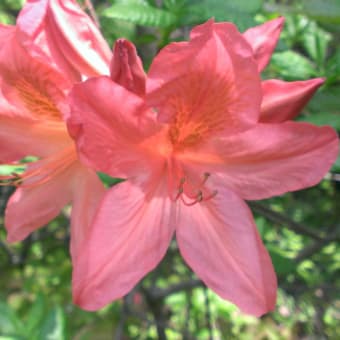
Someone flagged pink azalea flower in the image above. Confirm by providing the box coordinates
[0,24,106,262]
[243,17,326,123]
[15,0,112,81]
[68,19,339,316]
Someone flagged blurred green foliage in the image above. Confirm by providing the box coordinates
[0,0,339,339]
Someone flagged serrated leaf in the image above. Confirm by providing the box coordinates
[269,51,316,80]
[102,4,177,28]
[37,306,66,340]
[301,0,340,24]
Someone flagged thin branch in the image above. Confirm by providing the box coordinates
[249,201,323,240]
[114,296,129,340]
[151,279,203,299]
[203,287,213,340]
[142,289,167,340]
[324,173,340,182]
[0,239,15,264]
[295,228,340,262]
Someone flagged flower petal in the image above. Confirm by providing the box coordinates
[5,158,80,243]
[110,39,146,96]
[176,187,277,316]
[0,24,15,48]
[48,0,111,76]
[17,0,111,79]
[0,115,70,162]
[68,76,158,178]
[16,0,80,81]
[260,78,324,123]
[243,17,284,72]
[0,26,70,122]
[147,19,261,134]
[69,165,106,263]
[72,179,175,311]
[198,122,339,200]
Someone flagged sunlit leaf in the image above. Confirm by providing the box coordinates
[0,303,24,336]
[26,294,46,336]
[37,306,66,340]
[102,3,177,28]
[302,22,332,67]
[269,51,316,80]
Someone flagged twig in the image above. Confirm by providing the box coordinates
[0,239,15,264]
[249,201,323,240]
[203,287,213,340]
[142,286,168,340]
[295,228,340,262]
[114,296,129,340]
[151,279,203,299]
[324,173,340,182]
[183,291,192,338]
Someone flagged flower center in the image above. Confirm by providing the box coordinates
[173,172,218,206]
[166,74,232,151]
[167,159,217,206]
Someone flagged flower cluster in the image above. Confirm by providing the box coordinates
[0,0,338,317]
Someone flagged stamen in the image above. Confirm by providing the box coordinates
[172,172,217,206]
[170,177,185,202]
[0,147,76,189]
[0,172,22,186]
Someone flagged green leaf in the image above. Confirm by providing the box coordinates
[332,154,340,171]
[302,22,332,67]
[186,1,256,31]
[37,306,66,340]
[97,172,125,188]
[0,302,24,336]
[268,247,296,276]
[0,164,26,176]
[25,294,46,336]
[300,112,340,130]
[102,3,177,28]
[226,0,263,13]
[307,86,340,114]
[301,0,340,24]
[269,51,316,80]
[325,48,340,84]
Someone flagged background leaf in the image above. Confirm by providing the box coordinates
[301,0,340,24]
[37,306,66,340]
[102,3,177,28]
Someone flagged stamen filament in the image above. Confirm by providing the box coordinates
[0,146,76,189]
